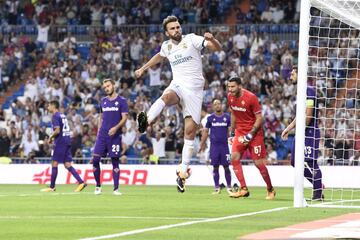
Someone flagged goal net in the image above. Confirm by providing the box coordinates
[295,0,360,208]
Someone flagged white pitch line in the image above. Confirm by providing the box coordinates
[0,192,94,197]
[79,207,290,240]
[0,216,208,221]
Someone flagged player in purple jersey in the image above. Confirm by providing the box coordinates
[41,100,86,192]
[92,78,128,195]
[281,67,324,200]
[199,99,232,194]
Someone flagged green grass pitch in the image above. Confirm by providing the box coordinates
[0,185,358,240]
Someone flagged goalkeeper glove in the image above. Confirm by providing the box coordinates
[241,133,253,145]
[228,131,235,145]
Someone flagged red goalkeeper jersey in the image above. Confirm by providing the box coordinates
[227,89,263,136]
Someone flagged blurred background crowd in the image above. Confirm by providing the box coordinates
[0,0,358,166]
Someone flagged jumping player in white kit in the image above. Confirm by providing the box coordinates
[135,15,221,193]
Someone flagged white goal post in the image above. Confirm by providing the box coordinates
[295,0,360,208]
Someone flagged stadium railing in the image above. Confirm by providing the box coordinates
[0,24,299,42]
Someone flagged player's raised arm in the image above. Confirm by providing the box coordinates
[134,53,164,78]
[204,32,222,52]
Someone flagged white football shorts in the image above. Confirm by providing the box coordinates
[163,81,203,124]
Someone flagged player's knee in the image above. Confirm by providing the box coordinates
[51,161,59,167]
[92,156,101,167]
[64,162,71,169]
[254,159,265,167]
[184,122,197,138]
[213,165,219,171]
[231,152,240,162]
[161,92,178,105]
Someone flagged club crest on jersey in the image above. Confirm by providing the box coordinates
[183,42,187,49]
[115,101,119,106]
[223,117,227,122]
[168,44,172,51]
[241,100,245,105]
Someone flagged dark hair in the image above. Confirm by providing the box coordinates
[228,76,241,85]
[212,98,221,103]
[162,15,179,31]
[50,100,60,109]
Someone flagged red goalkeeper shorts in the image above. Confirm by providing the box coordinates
[232,134,266,160]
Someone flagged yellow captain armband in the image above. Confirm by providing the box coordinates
[306,99,314,107]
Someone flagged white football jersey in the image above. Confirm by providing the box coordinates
[160,33,208,90]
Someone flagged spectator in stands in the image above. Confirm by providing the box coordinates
[63,32,77,49]
[36,21,51,51]
[0,128,10,157]
[120,69,135,89]
[151,130,166,163]
[232,28,248,55]
[148,64,162,99]
[20,132,38,160]
[137,129,153,164]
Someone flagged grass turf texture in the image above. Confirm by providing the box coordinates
[0,185,358,240]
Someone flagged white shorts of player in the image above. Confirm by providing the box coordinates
[163,81,203,124]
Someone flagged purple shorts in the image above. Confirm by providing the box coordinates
[52,144,72,163]
[93,133,122,158]
[210,143,230,166]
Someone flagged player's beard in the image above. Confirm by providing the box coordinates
[106,87,114,97]
[170,32,182,42]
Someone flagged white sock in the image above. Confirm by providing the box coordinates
[147,98,166,124]
[180,139,194,178]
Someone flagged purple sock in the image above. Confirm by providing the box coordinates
[111,158,120,191]
[224,166,232,188]
[67,166,84,184]
[304,161,323,197]
[313,167,323,197]
[92,156,101,187]
[304,167,314,184]
[213,166,220,189]
[50,167,58,189]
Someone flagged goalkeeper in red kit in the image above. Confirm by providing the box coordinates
[227,76,276,199]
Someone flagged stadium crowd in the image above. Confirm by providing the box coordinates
[0,0,358,166]
[0,0,299,27]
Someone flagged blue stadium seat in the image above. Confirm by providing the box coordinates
[25,25,36,34]
[280,24,290,33]
[250,25,258,32]
[243,25,251,34]
[76,45,90,60]
[290,40,297,50]
[76,26,88,35]
[270,25,280,33]
[149,25,160,34]
[81,147,92,158]
[259,25,269,33]
[291,24,299,33]
[187,10,196,23]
